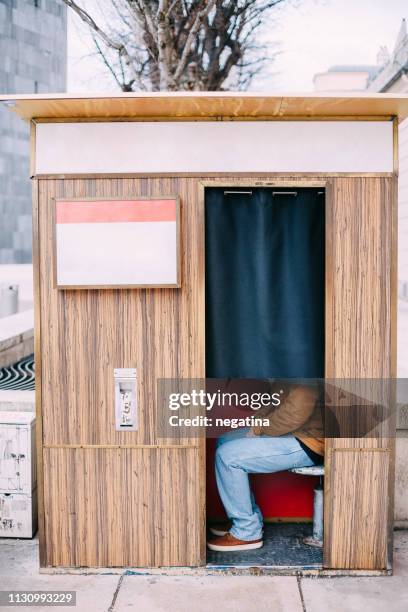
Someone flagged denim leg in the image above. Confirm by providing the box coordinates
[250,490,263,527]
[216,427,251,448]
[215,431,315,541]
[215,428,262,525]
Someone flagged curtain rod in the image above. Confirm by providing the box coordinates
[223,190,325,196]
[224,190,253,195]
[272,191,297,195]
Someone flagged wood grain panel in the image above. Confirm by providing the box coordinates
[326,176,392,450]
[38,177,203,446]
[324,177,396,569]
[326,177,392,380]
[324,450,389,569]
[33,178,47,566]
[43,447,201,567]
[37,176,206,567]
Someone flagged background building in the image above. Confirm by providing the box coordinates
[313,65,382,92]
[0,0,66,263]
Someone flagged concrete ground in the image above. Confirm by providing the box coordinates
[0,532,407,612]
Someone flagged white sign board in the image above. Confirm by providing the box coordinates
[54,198,180,288]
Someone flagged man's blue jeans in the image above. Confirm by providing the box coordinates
[215,427,315,541]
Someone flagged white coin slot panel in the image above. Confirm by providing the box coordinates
[114,368,138,431]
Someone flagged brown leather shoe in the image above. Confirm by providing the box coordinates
[207,532,263,552]
[209,521,232,537]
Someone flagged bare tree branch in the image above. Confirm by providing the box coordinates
[92,34,125,89]
[173,0,216,83]
[63,0,124,50]
[63,0,145,87]
[66,0,289,91]
[131,0,158,44]
[166,0,182,16]
[157,0,174,88]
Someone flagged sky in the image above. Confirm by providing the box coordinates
[67,0,408,93]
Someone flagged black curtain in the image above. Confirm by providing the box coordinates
[205,188,325,379]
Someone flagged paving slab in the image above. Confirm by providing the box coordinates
[0,539,39,578]
[394,530,408,576]
[300,574,408,612]
[300,531,408,612]
[0,574,119,612]
[115,575,303,612]
[0,539,119,612]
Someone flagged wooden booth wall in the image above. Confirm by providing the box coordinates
[34,174,395,569]
[35,176,205,568]
[324,176,396,570]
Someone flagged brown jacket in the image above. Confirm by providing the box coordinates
[252,384,324,456]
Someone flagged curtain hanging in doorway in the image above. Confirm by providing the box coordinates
[205,188,325,379]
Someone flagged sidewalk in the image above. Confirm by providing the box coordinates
[0,531,407,612]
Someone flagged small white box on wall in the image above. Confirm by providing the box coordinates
[0,412,37,538]
[0,490,37,539]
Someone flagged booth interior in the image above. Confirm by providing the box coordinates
[204,186,325,567]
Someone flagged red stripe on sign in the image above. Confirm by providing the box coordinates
[56,200,177,224]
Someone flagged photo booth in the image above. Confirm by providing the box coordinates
[0,92,402,573]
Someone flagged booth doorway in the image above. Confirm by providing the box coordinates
[204,186,325,568]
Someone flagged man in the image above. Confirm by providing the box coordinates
[207,384,324,552]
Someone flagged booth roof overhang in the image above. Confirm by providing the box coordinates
[1,91,408,122]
